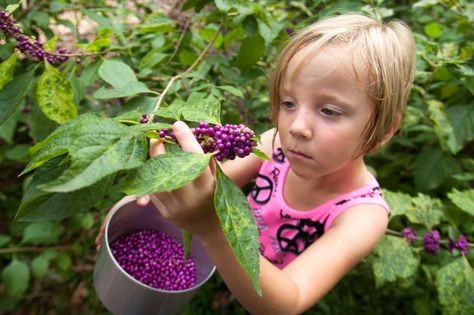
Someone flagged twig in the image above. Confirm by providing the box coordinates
[149,23,223,120]
[0,244,72,254]
[386,228,474,247]
[164,18,191,65]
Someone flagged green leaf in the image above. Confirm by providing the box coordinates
[93,81,153,99]
[382,190,413,218]
[38,117,147,192]
[130,122,172,132]
[447,189,474,217]
[251,148,270,161]
[217,85,244,98]
[447,104,474,153]
[16,157,115,221]
[98,59,138,88]
[139,49,168,70]
[154,98,186,120]
[214,165,261,295]
[182,229,192,261]
[406,193,443,229]
[20,113,100,175]
[0,53,17,90]
[371,236,420,287]
[35,62,78,124]
[121,151,211,195]
[257,19,283,47]
[182,94,221,125]
[31,249,58,279]
[414,148,459,191]
[426,99,457,153]
[436,257,474,315]
[0,68,35,126]
[235,32,265,71]
[424,22,443,39]
[21,222,64,245]
[1,259,30,297]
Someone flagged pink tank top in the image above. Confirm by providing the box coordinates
[247,148,389,269]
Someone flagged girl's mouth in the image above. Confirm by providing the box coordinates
[288,149,312,160]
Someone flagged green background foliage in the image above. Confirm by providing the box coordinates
[0,0,472,314]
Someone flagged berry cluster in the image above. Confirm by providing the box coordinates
[423,230,441,255]
[157,121,257,161]
[110,229,196,291]
[449,235,468,256]
[400,227,417,245]
[0,10,69,65]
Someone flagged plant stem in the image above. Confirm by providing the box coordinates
[149,23,223,120]
[0,245,71,254]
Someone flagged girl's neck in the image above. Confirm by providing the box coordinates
[284,157,370,210]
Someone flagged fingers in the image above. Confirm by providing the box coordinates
[137,195,150,206]
[172,121,204,154]
[149,138,165,157]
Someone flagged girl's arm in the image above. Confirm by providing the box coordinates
[150,122,389,314]
[198,204,388,315]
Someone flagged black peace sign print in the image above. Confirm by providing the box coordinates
[276,218,327,255]
[272,148,285,164]
[250,174,273,205]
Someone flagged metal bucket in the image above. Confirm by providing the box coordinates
[93,196,216,315]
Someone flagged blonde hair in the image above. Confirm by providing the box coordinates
[269,13,416,154]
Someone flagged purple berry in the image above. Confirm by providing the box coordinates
[423,230,440,255]
[449,235,469,256]
[110,230,196,290]
[400,227,417,245]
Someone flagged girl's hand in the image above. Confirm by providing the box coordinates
[148,121,220,238]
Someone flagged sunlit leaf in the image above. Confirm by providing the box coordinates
[0,53,17,91]
[214,165,261,295]
[447,189,474,216]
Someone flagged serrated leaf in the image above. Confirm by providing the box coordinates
[21,222,64,245]
[214,165,261,295]
[371,236,420,287]
[406,193,443,229]
[1,259,30,297]
[414,148,459,191]
[447,189,474,216]
[21,113,103,175]
[182,95,221,125]
[122,151,211,195]
[130,122,172,132]
[0,68,35,126]
[382,190,413,218]
[436,257,474,315]
[93,81,153,99]
[16,157,114,221]
[31,250,58,279]
[35,62,78,124]
[0,53,17,90]
[154,98,185,120]
[98,59,137,88]
[38,120,147,192]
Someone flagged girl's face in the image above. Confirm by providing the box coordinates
[277,44,373,180]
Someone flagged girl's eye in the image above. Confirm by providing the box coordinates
[281,101,295,109]
[321,107,341,117]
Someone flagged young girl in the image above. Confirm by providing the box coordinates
[97,12,416,314]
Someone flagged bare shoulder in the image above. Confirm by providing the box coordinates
[220,128,277,187]
[331,204,389,251]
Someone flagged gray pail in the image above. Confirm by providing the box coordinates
[94,196,216,315]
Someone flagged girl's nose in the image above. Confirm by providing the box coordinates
[289,110,312,139]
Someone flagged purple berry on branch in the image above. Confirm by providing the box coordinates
[423,230,440,255]
[400,227,417,245]
[156,122,257,161]
[449,234,469,256]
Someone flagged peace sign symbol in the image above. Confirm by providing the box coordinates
[277,218,327,254]
[272,148,286,163]
[250,174,273,205]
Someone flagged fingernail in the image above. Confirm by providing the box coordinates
[173,121,186,130]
